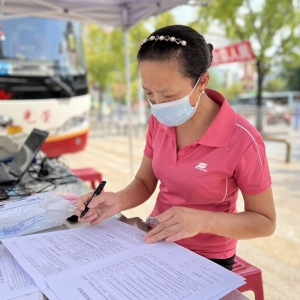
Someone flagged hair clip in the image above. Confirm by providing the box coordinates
[141,35,187,46]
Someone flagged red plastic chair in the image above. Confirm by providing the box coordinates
[233,256,264,300]
[70,168,103,189]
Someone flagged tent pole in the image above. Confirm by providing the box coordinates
[123,27,134,178]
[138,75,146,138]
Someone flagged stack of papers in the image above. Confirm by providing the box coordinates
[0,218,245,300]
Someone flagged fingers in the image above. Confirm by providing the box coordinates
[144,217,180,243]
[76,208,105,225]
[76,209,95,223]
[144,226,175,243]
[143,210,175,243]
[87,193,109,208]
[154,208,175,224]
[143,207,198,243]
[76,192,93,210]
[76,192,109,211]
[75,192,119,227]
[90,213,106,226]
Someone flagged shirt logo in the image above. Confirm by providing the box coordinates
[195,162,208,172]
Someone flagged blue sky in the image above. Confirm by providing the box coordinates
[171,5,197,24]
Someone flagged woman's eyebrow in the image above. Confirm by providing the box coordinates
[142,85,177,93]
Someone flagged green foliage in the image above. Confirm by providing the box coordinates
[197,0,298,67]
[285,68,300,91]
[127,21,151,102]
[264,77,286,92]
[84,25,123,100]
[194,0,300,131]
[152,10,176,28]
[221,83,244,102]
[208,82,244,103]
[207,69,244,102]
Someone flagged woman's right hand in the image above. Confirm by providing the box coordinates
[75,192,122,225]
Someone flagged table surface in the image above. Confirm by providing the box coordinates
[1,174,248,300]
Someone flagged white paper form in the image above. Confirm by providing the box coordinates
[1,218,146,289]
[13,291,44,300]
[40,287,59,300]
[46,241,245,300]
[0,245,40,300]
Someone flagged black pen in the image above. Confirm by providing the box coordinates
[80,181,106,218]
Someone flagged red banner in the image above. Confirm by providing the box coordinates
[211,41,255,66]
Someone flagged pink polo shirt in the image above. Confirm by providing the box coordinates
[144,89,272,259]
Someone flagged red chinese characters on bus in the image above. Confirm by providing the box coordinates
[22,109,51,124]
[211,41,255,66]
[23,110,35,124]
[41,109,51,123]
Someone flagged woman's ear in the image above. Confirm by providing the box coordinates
[199,72,210,91]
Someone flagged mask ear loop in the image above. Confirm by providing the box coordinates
[188,75,202,97]
[190,86,206,111]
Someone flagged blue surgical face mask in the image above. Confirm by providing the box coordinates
[148,76,204,127]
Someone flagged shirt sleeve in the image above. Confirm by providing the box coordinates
[234,137,272,195]
[144,114,154,159]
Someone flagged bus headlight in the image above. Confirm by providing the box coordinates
[0,115,13,128]
[56,112,89,135]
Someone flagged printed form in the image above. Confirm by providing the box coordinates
[13,292,44,300]
[0,245,40,300]
[46,241,244,300]
[2,218,245,300]
[1,218,147,289]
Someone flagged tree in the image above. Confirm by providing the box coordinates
[126,21,151,102]
[285,67,300,91]
[264,77,286,92]
[152,10,176,29]
[84,25,124,103]
[194,0,300,132]
[208,70,244,102]
[84,23,147,104]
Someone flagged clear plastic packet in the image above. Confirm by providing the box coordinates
[0,192,76,239]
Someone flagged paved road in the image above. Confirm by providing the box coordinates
[63,123,300,300]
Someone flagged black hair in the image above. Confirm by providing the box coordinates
[137,25,213,86]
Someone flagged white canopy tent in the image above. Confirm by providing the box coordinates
[1,0,211,177]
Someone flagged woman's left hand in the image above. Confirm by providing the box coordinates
[143,206,211,243]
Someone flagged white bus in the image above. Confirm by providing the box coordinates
[237,91,300,107]
[0,17,91,157]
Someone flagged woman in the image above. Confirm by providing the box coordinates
[75,25,276,271]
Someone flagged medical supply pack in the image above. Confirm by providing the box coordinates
[0,192,76,239]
